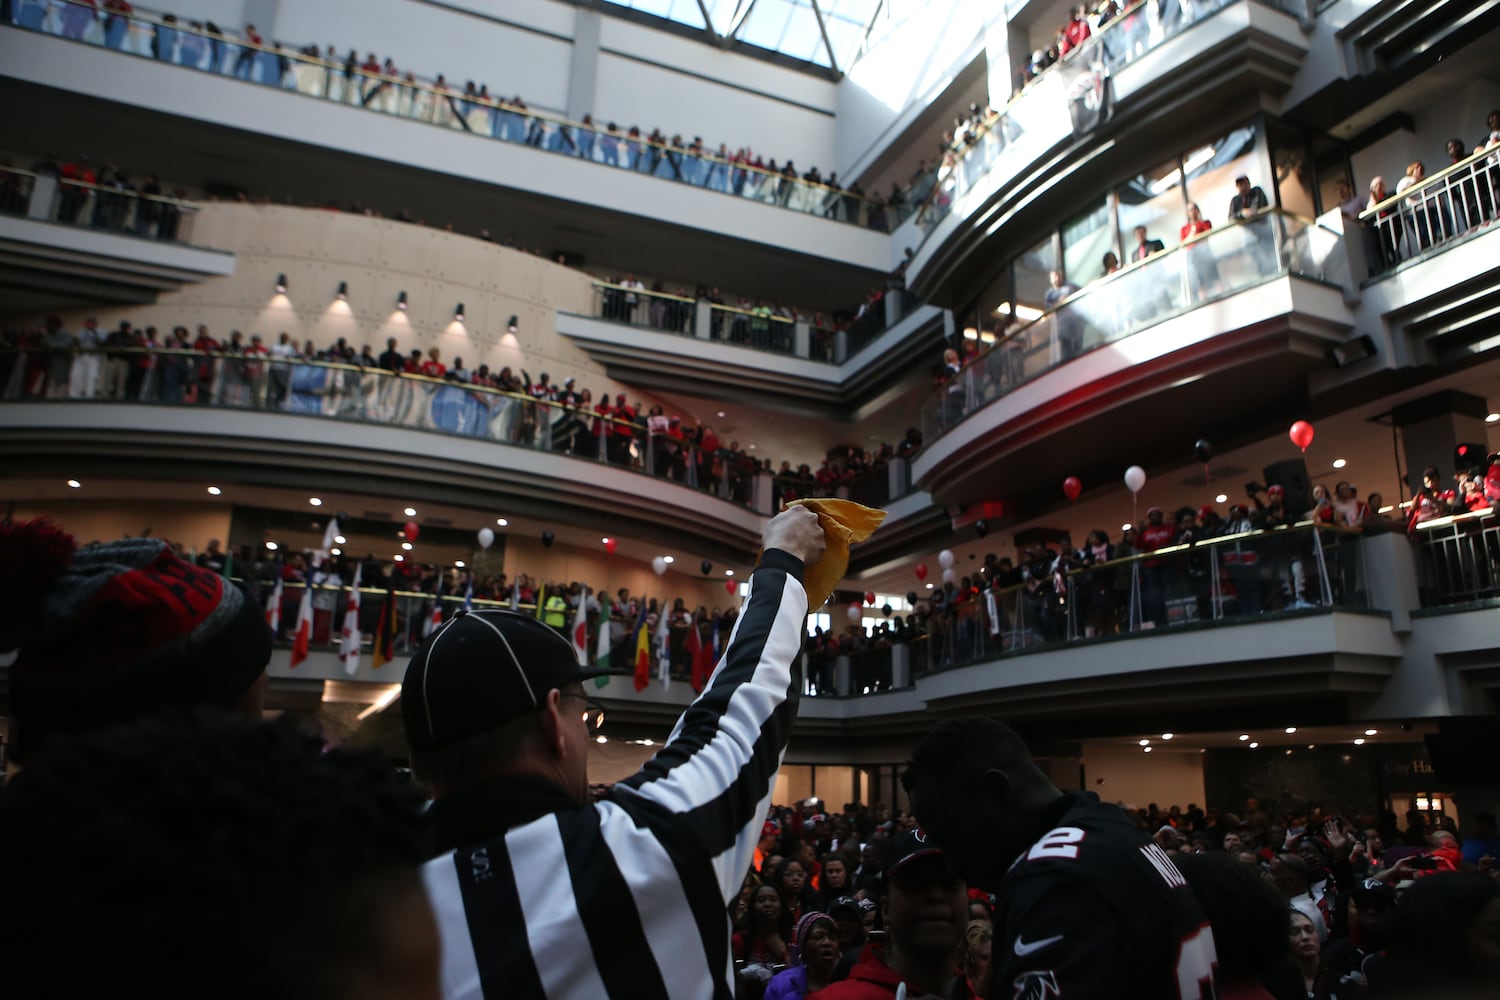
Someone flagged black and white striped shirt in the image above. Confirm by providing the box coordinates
[422,549,808,999]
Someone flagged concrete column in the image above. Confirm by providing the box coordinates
[833,329,848,364]
[884,289,903,326]
[888,457,910,499]
[834,655,851,696]
[1392,390,1491,495]
[890,643,911,689]
[566,8,602,121]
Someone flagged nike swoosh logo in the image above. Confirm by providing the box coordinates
[1014,934,1065,957]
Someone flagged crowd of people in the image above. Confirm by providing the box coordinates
[1344,111,1500,274]
[0,151,190,241]
[5,506,1500,999]
[10,0,914,230]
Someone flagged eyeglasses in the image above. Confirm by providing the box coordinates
[561,691,606,734]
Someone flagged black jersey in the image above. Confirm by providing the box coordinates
[990,792,1217,1000]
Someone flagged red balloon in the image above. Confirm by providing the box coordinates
[914,563,928,581]
[403,520,419,542]
[864,590,876,606]
[1063,476,1082,502]
[725,579,738,595]
[604,537,617,554]
[1289,420,1315,452]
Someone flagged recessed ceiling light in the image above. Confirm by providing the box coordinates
[1121,522,1132,531]
[1487,413,1499,423]
[1139,739,1150,746]
[1143,746,1153,753]
[663,556,674,564]
[1215,494,1227,503]
[925,582,934,589]
[401,542,413,551]
[1353,738,1365,745]
[1161,733,1174,740]
[265,541,278,551]
[595,735,608,744]
[404,507,417,517]
[330,547,341,555]
[716,411,725,418]
[601,537,609,544]
[207,486,222,496]
[66,479,81,488]
[1308,744,1315,749]
[496,517,508,527]
[748,444,756,450]
[1365,729,1377,736]
[309,497,323,506]
[455,560,465,568]
[1285,749,1293,755]
[1332,458,1347,469]
[725,569,735,577]
[1249,742,1259,748]
[393,554,404,562]
[1284,727,1297,734]
[334,535,346,544]
[1238,734,1249,741]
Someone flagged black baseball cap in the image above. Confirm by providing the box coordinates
[401,609,609,750]
[882,829,945,879]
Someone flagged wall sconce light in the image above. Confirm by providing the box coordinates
[397,291,408,311]
[507,314,518,333]
[454,302,466,322]
[274,273,287,294]
[337,281,348,301]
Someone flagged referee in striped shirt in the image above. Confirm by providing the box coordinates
[402,506,826,999]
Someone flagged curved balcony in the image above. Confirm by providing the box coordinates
[911,210,1351,509]
[900,0,1308,299]
[0,350,769,562]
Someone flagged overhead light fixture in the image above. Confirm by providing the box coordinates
[1249,741,1259,748]
[1215,493,1227,503]
[925,582,934,589]
[393,554,404,562]
[1139,739,1150,746]
[717,411,726,418]
[1012,304,1044,322]
[1332,458,1347,469]
[1143,746,1153,753]
[309,497,323,507]
[207,486,222,496]
[595,735,608,744]
[962,327,979,340]
[397,290,408,310]
[66,479,81,488]
[1284,727,1297,734]
[401,542,413,551]
[1487,413,1499,424]
[1353,738,1365,745]
[725,569,734,577]
[1161,733,1174,740]
[663,556,674,564]
[334,535,346,545]
[507,315,518,333]
[1365,729,1377,736]
[455,560,465,568]
[496,517,508,526]
[404,507,417,517]
[337,281,348,301]
[1238,734,1249,741]
[275,274,287,294]
[1121,522,1132,531]
[601,537,610,544]
[1308,744,1315,749]
[454,302,465,322]
[265,541,279,551]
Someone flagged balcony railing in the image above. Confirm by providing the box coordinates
[922,210,1344,443]
[0,346,776,513]
[586,281,799,356]
[911,0,1285,236]
[0,163,200,243]
[1410,508,1500,608]
[1358,145,1500,278]
[7,0,892,230]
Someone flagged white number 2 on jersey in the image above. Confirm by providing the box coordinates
[1027,827,1085,861]
[1174,924,1217,999]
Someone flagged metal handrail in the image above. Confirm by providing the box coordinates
[1358,143,1499,221]
[0,163,199,211]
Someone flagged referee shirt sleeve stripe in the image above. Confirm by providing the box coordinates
[425,844,546,1000]
[615,550,806,902]
[508,816,612,999]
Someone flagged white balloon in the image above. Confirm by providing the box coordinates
[938,549,955,569]
[477,527,495,550]
[942,568,958,584]
[846,604,862,623]
[651,556,667,576]
[1124,465,1147,494]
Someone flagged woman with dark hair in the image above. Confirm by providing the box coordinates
[734,883,789,968]
[763,912,842,1000]
[1380,871,1500,993]
[1289,910,1321,998]
[820,853,850,901]
[770,857,817,936]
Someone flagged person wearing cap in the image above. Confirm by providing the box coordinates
[901,718,1217,999]
[817,830,971,999]
[1,518,273,766]
[405,505,825,999]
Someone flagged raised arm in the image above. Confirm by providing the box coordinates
[614,507,825,903]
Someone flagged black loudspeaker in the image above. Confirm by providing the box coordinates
[1263,458,1311,517]
[1454,442,1487,473]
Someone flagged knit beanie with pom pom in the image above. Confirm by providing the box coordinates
[1,518,271,762]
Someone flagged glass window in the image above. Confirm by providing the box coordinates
[1062,198,1116,285]
[1184,122,1266,229]
[1267,118,1315,219]
[1117,158,1183,263]
[1013,236,1057,322]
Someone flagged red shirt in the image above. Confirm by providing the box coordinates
[420,360,446,378]
[817,944,970,1000]
[613,403,637,436]
[1139,523,1175,551]
[1181,220,1212,241]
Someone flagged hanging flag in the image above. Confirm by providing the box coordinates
[321,516,341,553]
[984,588,1002,637]
[372,584,398,668]
[655,602,672,690]
[534,582,546,621]
[595,594,613,688]
[462,573,474,613]
[424,571,446,638]
[632,603,650,692]
[339,563,364,676]
[265,562,284,632]
[570,586,589,664]
[686,617,714,693]
[289,580,314,667]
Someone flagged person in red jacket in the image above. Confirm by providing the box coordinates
[1137,506,1175,627]
[817,831,971,1000]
